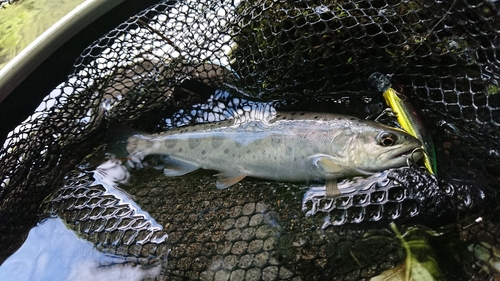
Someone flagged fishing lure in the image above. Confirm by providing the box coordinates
[368,72,437,175]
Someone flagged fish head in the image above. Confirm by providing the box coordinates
[332,120,423,173]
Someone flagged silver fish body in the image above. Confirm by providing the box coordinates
[126,112,422,189]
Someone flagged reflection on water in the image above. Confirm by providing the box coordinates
[91,158,167,241]
[0,157,167,281]
[0,0,86,69]
[0,217,161,281]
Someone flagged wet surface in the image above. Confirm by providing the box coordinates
[0,217,161,281]
[0,0,499,280]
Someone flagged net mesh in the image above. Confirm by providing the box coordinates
[1,0,499,280]
[0,0,16,8]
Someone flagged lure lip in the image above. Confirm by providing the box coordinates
[367,72,392,93]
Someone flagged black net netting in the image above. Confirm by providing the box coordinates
[1,0,500,280]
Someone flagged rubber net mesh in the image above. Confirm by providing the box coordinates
[0,0,499,280]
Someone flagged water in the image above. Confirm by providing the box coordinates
[2,86,491,280]
[0,218,162,281]
[0,157,167,280]
[1,0,499,279]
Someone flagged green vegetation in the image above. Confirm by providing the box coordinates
[0,0,85,69]
[371,223,445,281]
[0,1,37,68]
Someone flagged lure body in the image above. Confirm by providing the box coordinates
[368,72,437,175]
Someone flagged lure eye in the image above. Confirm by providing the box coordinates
[378,132,397,146]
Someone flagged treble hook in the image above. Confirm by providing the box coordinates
[373,108,397,122]
[404,147,426,168]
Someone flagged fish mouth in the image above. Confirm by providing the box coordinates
[392,148,413,159]
[391,147,423,162]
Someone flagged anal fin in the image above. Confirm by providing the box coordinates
[215,171,246,189]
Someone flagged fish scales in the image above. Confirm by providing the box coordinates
[126,112,422,188]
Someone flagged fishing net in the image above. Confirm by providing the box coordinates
[1,0,499,280]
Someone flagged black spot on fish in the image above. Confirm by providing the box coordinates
[234,141,242,148]
[224,149,229,154]
[294,157,297,161]
[271,137,282,147]
[165,139,177,149]
[189,138,200,149]
[247,150,251,154]
[178,148,183,153]
[211,137,223,149]
[202,150,206,155]
[232,153,235,157]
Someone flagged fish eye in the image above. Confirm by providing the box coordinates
[378,132,397,146]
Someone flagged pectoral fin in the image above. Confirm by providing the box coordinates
[161,157,200,176]
[215,171,246,189]
[325,179,341,198]
[310,154,343,174]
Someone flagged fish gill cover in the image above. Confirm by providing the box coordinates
[0,0,499,280]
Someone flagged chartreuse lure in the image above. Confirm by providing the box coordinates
[368,72,437,175]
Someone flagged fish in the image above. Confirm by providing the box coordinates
[126,112,423,189]
[368,72,437,175]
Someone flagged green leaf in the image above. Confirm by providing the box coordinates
[370,223,444,281]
